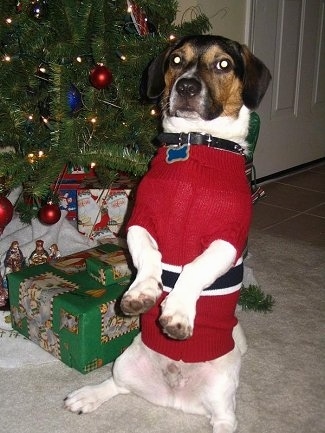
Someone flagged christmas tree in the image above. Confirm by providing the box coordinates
[0,0,210,224]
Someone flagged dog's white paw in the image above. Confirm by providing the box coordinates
[120,278,163,315]
[159,297,194,340]
[64,385,107,414]
[159,312,193,340]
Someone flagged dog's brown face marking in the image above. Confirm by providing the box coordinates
[163,39,245,120]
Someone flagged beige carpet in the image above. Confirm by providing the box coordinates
[1,229,324,433]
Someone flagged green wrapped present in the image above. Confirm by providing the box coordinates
[86,246,132,286]
[7,259,139,374]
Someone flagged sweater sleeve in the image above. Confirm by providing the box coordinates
[126,177,158,243]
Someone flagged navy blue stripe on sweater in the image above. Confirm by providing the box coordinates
[162,262,243,292]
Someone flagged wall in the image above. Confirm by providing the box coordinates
[176,0,249,43]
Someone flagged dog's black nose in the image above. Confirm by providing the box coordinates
[176,78,201,97]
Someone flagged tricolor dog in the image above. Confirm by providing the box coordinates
[65,35,271,433]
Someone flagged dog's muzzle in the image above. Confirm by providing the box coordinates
[175,78,202,98]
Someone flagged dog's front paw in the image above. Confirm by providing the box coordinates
[159,295,195,340]
[120,279,163,315]
[159,313,193,340]
[159,314,193,340]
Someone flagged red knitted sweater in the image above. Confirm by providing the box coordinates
[127,145,252,362]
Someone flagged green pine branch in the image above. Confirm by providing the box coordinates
[239,285,275,313]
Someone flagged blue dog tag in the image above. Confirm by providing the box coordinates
[166,144,190,163]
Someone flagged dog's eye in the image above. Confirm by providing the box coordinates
[171,55,182,65]
[216,59,230,71]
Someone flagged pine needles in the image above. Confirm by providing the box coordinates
[239,285,275,313]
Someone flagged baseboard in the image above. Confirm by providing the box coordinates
[256,157,325,185]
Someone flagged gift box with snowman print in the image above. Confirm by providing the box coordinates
[53,164,98,220]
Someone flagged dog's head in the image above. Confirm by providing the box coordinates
[142,35,271,137]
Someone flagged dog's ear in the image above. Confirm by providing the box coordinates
[140,47,172,102]
[241,45,271,109]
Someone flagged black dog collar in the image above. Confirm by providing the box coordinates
[157,132,244,155]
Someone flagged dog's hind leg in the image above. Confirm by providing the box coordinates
[64,334,173,414]
[205,347,242,433]
[64,338,145,414]
[64,377,130,414]
[232,322,247,355]
[64,335,146,414]
[120,225,163,315]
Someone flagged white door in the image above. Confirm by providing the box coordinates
[249,0,325,179]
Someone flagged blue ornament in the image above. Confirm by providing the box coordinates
[67,84,83,113]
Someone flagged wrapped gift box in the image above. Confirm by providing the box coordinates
[57,182,79,220]
[77,175,137,240]
[7,245,139,374]
[53,165,98,220]
[50,247,95,274]
[86,248,132,287]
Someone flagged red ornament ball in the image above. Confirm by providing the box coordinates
[89,65,113,89]
[38,202,61,225]
[0,196,14,234]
